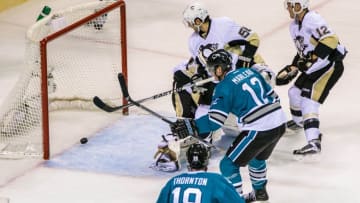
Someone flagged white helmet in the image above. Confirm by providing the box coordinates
[183,2,209,26]
[284,0,309,14]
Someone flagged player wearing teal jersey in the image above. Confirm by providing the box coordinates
[156,143,244,203]
[193,49,287,202]
[152,1,275,173]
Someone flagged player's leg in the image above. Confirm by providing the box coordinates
[287,84,304,131]
[293,61,344,155]
[243,124,285,202]
[172,70,199,118]
[293,97,322,155]
[219,131,260,196]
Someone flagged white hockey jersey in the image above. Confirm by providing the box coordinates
[289,11,346,73]
[188,17,255,68]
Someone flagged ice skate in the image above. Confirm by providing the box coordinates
[293,136,322,156]
[244,186,269,203]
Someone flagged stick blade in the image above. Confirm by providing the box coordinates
[93,96,115,113]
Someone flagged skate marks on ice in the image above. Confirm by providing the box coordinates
[44,114,234,177]
[45,114,179,177]
[44,114,320,177]
[269,129,323,165]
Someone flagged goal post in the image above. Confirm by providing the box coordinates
[0,0,128,160]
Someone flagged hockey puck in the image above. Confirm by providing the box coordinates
[80,137,88,144]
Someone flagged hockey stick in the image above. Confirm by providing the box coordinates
[93,76,215,113]
[117,73,215,148]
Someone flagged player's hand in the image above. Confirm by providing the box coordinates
[297,58,313,72]
[170,119,197,139]
[190,74,208,93]
[275,65,299,86]
[237,55,253,68]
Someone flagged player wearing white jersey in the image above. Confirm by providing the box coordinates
[276,0,347,155]
[152,1,275,172]
[173,2,269,120]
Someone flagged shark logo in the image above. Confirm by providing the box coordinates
[211,96,223,105]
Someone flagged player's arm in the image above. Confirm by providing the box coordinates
[225,25,260,68]
[296,16,342,74]
[297,35,339,74]
[195,88,230,136]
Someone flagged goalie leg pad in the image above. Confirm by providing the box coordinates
[150,152,179,172]
[151,134,180,172]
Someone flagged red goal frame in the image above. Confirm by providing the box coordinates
[39,0,128,159]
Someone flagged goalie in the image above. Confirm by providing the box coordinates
[150,119,218,172]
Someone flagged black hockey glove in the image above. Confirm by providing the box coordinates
[170,119,197,139]
[237,55,253,68]
[275,65,299,86]
[297,58,313,72]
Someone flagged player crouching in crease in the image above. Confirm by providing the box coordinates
[169,49,287,202]
[276,0,347,156]
[156,143,245,203]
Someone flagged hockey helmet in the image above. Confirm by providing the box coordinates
[206,49,233,74]
[183,2,209,27]
[284,0,309,14]
[186,143,209,169]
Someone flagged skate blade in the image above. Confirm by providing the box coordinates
[284,129,302,136]
[293,153,322,162]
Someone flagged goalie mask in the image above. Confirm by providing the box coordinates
[206,49,232,79]
[186,143,209,170]
[183,2,209,32]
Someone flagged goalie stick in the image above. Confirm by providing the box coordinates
[93,76,215,113]
[117,73,216,148]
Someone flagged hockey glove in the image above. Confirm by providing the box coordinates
[275,65,299,86]
[251,64,275,87]
[170,118,197,139]
[237,55,253,68]
[297,58,313,72]
[190,74,208,93]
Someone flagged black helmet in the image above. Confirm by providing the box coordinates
[186,143,209,169]
[206,49,232,74]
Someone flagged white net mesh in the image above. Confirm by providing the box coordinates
[0,0,125,159]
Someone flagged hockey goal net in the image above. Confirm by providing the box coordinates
[0,0,127,159]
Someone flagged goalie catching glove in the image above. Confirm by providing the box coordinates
[170,118,198,139]
[275,65,299,86]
